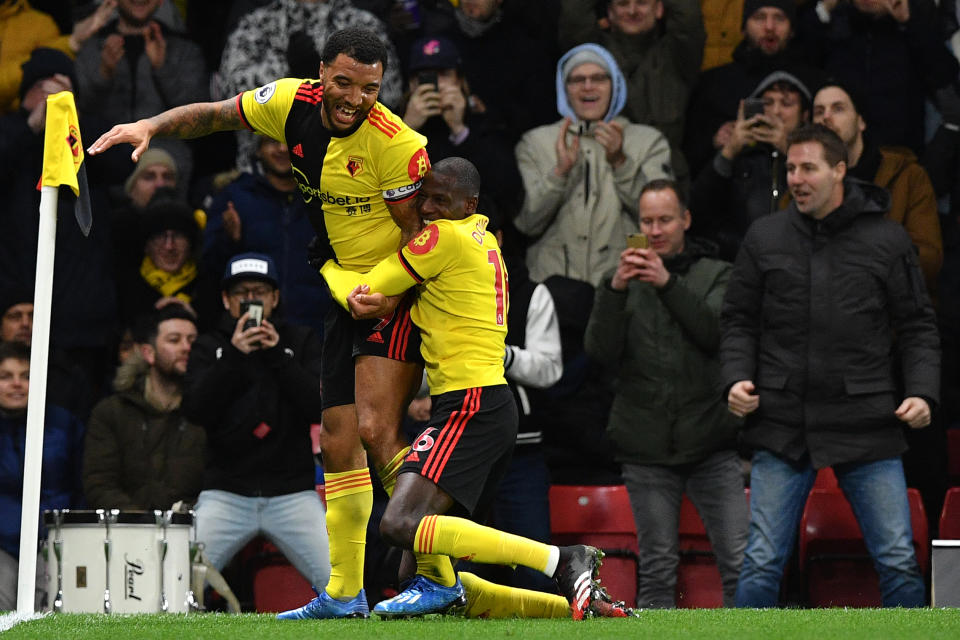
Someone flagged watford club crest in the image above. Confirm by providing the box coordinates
[408,223,439,255]
[346,155,364,177]
[67,124,82,170]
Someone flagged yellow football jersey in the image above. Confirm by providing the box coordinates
[237,78,430,271]
[323,214,508,394]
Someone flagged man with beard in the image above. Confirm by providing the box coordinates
[89,27,432,619]
[203,136,332,335]
[683,0,821,176]
[812,81,941,296]
[83,306,205,511]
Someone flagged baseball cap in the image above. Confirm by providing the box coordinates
[408,36,461,72]
[222,253,279,291]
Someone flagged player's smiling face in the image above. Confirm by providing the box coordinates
[319,54,383,133]
[417,171,477,222]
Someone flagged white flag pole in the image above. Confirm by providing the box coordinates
[16,185,58,614]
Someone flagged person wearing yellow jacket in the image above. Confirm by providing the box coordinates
[0,0,115,113]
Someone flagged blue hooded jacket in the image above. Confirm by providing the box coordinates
[555,43,627,124]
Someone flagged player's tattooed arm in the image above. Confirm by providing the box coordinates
[387,198,424,246]
[89,98,242,161]
[148,99,242,139]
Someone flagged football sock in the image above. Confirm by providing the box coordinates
[414,515,555,576]
[378,447,456,587]
[323,468,373,599]
[377,446,408,496]
[459,571,568,619]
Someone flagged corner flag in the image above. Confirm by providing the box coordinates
[40,91,92,236]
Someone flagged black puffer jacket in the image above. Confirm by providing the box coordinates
[720,179,940,468]
[182,313,322,496]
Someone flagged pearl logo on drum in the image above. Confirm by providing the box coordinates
[125,555,144,601]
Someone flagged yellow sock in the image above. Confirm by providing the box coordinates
[459,572,568,619]
[377,446,409,496]
[377,447,457,587]
[323,468,373,599]
[415,515,552,573]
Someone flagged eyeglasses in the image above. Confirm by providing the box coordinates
[228,285,274,299]
[566,73,611,87]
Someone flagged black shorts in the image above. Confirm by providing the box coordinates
[400,385,518,516]
[321,294,423,410]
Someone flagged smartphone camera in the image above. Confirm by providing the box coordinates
[240,300,264,331]
[743,97,766,124]
[417,70,438,90]
[627,233,649,249]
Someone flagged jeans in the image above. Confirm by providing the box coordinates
[735,450,924,608]
[622,450,749,608]
[195,489,330,588]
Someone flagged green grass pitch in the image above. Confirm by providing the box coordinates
[2,609,960,640]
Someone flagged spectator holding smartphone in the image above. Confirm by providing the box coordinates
[585,179,747,608]
[181,252,330,593]
[401,36,523,222]
[690,70,811,261]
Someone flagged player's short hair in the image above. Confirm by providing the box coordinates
[639,178,687,210]
[432,157,481,199]
[0,340,30,365]
[788,123,847,167]
[321,27,389,73]
[132,305,197,347]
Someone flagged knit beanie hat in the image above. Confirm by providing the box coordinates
[124,149,178,196]
[742,0,797,28]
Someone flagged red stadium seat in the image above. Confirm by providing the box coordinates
[249,540,315,612]
[940,487,960,540]
[799,488,928,607]
[252,562,315,613]
[814,467,838,489]
[549,485,638,605]
[676,494,723,608]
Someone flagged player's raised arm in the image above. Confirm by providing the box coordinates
[88,98,245,162]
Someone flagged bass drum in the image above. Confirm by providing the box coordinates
[43,509,193,613]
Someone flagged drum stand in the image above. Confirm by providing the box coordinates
[50,509,64,613]
[98,508,119,614]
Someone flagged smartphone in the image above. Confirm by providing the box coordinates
[626,233,649,249]
[240,300,263,331]
[417,70,437,89]
[743,97,766,121]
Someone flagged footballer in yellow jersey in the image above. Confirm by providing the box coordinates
[319,158,632,620]
[237,77,429,272]
[322,156,518,513]
[88,29,441,618]
[324,210,508,395]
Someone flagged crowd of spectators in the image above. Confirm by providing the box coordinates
[2,0,960,611]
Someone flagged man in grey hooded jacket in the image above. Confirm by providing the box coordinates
[514,43,673,287]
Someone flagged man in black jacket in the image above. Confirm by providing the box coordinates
[683,0,821,177]
[721,124,939,608]
[182,252,330,593]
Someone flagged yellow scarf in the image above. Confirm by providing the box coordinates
[139,255,197,302]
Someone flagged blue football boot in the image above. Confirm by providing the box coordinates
[372,575,466,618]
[276,587,370,620]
